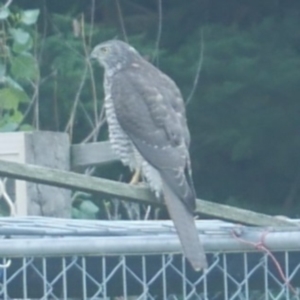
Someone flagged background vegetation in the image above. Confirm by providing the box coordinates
[1,0,300,218]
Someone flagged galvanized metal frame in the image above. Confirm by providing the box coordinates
[0,217,297,299]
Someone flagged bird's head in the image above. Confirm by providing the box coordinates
[90,40,139,72]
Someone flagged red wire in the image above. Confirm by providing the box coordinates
[231,229,298,295]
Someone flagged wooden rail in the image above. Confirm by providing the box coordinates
[71,141,118,169]
[0,159,297,227]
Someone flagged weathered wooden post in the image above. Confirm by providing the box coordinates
[0,131,71,217]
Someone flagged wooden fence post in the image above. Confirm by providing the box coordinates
[0,132,71,217]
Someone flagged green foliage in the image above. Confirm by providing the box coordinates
[36,12,155,140]
[1,0,299,218]
[37,8,300,216]
[72,192,99,219]
[162,15,300,214]
[36,13,116,137]
[0,6,39,131]
[20,9,39,25]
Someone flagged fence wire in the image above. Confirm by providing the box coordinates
[0,177,15,216]
[0,217,297,299]
[0,252,299,299]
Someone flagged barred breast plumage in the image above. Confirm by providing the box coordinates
[104,75,163,196]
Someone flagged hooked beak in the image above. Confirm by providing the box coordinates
[89,47,98,60]
[90,48,98,60]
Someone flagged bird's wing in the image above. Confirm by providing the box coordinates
[142,59,191,148]
[110,65,207,270]
[111,65,195,211]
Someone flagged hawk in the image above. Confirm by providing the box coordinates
[91,40,207,271]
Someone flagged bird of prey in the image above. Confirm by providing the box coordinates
[91,40,207,271]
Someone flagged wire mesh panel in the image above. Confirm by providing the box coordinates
[0,252,299,299]
[0,217,298,300]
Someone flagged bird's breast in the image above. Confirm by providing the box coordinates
[103,77,163,196]
[104,95,137,171]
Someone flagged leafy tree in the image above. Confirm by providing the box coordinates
[2,0,300,218]
[0,5,39,131]
[163,16,300,215]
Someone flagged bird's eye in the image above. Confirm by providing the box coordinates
[100,47,109,53]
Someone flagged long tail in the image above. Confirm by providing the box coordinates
[163,182,207,271]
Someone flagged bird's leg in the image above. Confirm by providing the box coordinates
[129,168,141,185]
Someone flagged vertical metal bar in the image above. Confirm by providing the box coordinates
[82,257,87,300]
[102,256,107,299]
[285,251,289,300]
[162,255,167,300]
[244,253,249,300]
[22,257,28,300]
[264,254,268,300]
[43,257,47,298]
[182,256,187,299]
[223,254,228,300]
[142,255,147,298]
[122,256,127,299]
[62,257,67,300]
[3,258,7,300]
[0,262,3,297]
[203,267,208,299]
